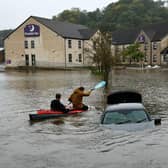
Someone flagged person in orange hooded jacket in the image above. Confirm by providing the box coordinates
[68,87,92,110]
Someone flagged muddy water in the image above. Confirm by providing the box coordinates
[0,69,168,168]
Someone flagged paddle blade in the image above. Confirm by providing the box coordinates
[93,81,106,90]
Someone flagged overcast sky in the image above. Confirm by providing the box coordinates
[0,0,117,30]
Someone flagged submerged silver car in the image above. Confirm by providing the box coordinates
[101,90,161,125]
[101,103,151,124]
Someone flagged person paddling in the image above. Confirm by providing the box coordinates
[50,93,69,113]
[68,87,92,110]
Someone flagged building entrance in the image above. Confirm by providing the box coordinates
[25,54,36,66]
[25,54,29,66]
[31,54,36,66]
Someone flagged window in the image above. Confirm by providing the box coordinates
[122,56,125,62]
[116,46,120,53]
[31,40,35,48]
[153,55,157,62]
[163,54,168,62]
[78,54,82,62]
[144,43,148,50]
[24,40,28,49]
[68,54,72,62]
[93,41,96,50]
[31,54,36,66]
[25,54,29,66]
[153,42,157,50]
[144,55,148,62]
[78,40,81,49]
[68,40,72,48]
[102,110,149,125]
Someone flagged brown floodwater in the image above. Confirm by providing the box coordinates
[0,69,168,168]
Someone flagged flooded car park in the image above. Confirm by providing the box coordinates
[0,69,168,168]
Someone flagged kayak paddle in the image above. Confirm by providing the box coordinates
[91,81,106,91]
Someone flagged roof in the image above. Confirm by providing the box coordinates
[112,28,140,45]
[0,39,3,48]
[105,103,145,112]
[161,46,168,54]
[143,22,168,41]
[0,29,13,47]
[4,16,97,40]
[34,16,97,39]
[112,21,168,45]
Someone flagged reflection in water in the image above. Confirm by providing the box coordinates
[0,69,168,168]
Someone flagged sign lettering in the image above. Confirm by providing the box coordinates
[24,24,40,37]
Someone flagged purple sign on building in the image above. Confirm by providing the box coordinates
[24,24,40,37]
[138,34,145,43]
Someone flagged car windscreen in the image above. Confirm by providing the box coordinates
[102,109,149,125]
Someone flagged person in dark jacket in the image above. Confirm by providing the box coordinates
[50,93,69,113]
[68,87,92,110]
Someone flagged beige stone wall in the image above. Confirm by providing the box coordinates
[160,35,168,50]
[83,31,100,66]
[160,35,168,64]
[151,42,161,64]
[65,39,84,67]
[5,17,65,68]
[83,39,94,65]
[5,25,25,67]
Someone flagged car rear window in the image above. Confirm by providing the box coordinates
[102,109,149,124]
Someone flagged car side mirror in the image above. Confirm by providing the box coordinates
[154,118,161,125]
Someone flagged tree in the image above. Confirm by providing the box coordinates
[101,0,168,31]
[85,31,116,89]
[52,0,168,32]
[52,8,103,29]
[122,43,145,65]
[52,8,82,24]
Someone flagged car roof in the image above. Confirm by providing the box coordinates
[107,90,142,104]
[105,103,145,112]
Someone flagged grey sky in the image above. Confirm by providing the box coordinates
[0,0,117,30]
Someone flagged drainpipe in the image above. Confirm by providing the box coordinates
[64,38,67,68]
[150,42,152,65]
[82,40,84,65]
[159,41,161,66]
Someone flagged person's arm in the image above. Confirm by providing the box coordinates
[82,90,92,96]
[50,100,55,110]
[60,102,69,112]
[60,102,66,109]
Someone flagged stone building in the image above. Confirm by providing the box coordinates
[4,16,97,69]
[112,22,168,66]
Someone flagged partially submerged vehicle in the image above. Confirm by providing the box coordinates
[101,90,161,126]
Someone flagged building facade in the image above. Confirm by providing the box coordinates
[4,16,96,68]
[112,22,168,66]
